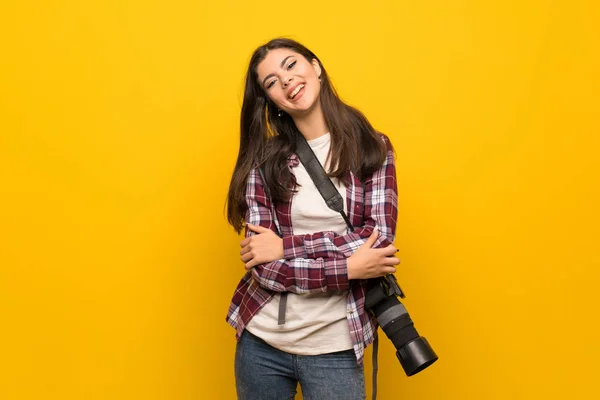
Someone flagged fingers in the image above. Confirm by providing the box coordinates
[373,264,397,277]
[241,252,253,263]
[247,224,269,234]
[381,266,397,275]
[363,228,379,248]
[361,265,397,280]
[241,225,273,249]
[382,256,400,266]
[245,259,259,270]
[379,244,398,256]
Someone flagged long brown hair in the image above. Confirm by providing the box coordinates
[227,38,387,233]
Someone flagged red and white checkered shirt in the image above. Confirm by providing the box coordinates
[226,134,398,363]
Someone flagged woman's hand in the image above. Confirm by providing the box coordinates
[347,229,400,280]
[240,224,284,270]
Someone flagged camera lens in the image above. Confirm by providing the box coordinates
[366,280,438,376]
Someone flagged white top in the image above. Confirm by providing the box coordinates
[246,133,353,354]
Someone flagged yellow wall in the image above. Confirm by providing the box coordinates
[1,1,598,399]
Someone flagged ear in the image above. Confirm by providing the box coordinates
[311,58,322,79]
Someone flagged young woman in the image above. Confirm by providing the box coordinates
[226,38,400,400]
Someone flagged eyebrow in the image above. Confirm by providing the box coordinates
[261,55,295,87]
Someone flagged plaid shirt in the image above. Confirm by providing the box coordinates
[226,134,398,363]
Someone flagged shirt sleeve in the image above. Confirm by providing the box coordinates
[244,166,350,294]
[281,133,398,260]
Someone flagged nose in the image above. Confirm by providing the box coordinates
[282,76,293,87]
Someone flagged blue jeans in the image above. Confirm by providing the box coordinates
[235,331,365,400]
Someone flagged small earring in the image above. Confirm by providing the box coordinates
[277,109,283,117]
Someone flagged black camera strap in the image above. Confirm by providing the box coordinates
[294,132,380,400]
[295,134,355,230]
[294,133,355,230]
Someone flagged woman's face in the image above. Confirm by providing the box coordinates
[256,48,322,117]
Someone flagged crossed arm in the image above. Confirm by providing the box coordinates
[240,135,399,294]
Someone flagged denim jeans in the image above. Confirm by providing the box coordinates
[235,331,366,400]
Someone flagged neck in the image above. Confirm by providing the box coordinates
[292,101,329,141]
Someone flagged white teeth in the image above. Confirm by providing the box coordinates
[289,84,305,99]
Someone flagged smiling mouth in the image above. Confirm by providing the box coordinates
[288,84,305,99]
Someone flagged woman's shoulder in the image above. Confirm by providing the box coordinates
[375,131,394,151]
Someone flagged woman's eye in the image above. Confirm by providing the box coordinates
[287,61,296,70]
[266,80,276,89]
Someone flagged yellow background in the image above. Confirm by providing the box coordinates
[1,1,598,399]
